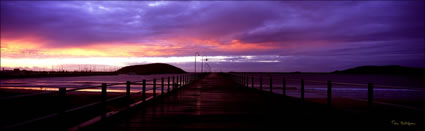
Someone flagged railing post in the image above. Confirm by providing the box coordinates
[59,88,67,97]
[172,76,175,90]
[241,76,243,86]
[245,76,247,87]
[241,76,245,86]
[260,77,263,90]
[282,77,286,96]
[179,75,182,87]
[301,79,304,101]
[101,83,107,101]
[101,83,107,120]
[242,76,244,85]
[59,88,67,112]
[168,77,170,92]
[327,80,332,106]
[161,77,164,95]
[142,80,146,100]
[270,77,273,93]
[242,76,245,86]
[368,83,374,109]
[251,76,254,89]
[153,78,157,98]
[243,76,245,85]
[126,81,131,98]
[246,76,249,88]
[176,75,179,88]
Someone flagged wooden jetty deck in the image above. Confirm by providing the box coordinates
[80,73,398,130]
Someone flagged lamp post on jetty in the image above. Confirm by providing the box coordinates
[201,56,204,72]
[195,52,200,73]
[201,56,208,73]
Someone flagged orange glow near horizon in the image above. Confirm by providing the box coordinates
[1,39,183,58]
[1,37,281,70]
[1,37,277,58]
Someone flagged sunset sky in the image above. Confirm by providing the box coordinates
[1,1,424,72]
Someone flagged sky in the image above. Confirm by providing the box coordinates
[1,1,424,72]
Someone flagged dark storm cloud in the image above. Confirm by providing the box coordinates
[2,1,423,46]
[1,1,424,70]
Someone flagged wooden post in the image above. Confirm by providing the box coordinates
[59,88,67,98]
[282,77,286,96]
[176,76,179,88]
[101,83,107,120]
[327,80,332,106]
[179,75,182,87]
[240,76,243,85]
[59,88,67,112]
[301,79,304,101]
[242,76,245,86]
[101,83,107,101]
[245,76,247,87]
[243,76,246,87]
[126,81,131,98]
[270,77,273,93]
[161,77,164,95]
[167,77,170,92]
[142,80,146,100]
[260,77,263,90]
[172,76,175,90]
[59,88,67,97]
[251,76,254,89]
[243,76,245,86]
[246,76,249,88]
[239,76,241,84]
[153,78,157,98]
[368,83,374,109]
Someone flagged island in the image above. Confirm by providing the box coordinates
[116,63,186,75]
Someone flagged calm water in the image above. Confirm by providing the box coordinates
[236,73,425,109]
[0,74,187,93]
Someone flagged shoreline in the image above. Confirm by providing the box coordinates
[0,71,117,79]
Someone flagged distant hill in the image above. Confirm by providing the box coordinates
[116,63,186,75]
[333,65,424,75]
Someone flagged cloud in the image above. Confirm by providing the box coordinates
[1,1,424,71]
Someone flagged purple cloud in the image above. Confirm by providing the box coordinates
[1,1,424,71]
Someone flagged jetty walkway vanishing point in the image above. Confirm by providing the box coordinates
[2,73,422,130]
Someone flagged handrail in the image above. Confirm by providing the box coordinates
[1,73,205,130]
[229,73,424,112]
[229,73,422,89]
[0,75,189,100]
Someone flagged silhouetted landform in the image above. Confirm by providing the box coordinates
[333,65,424,75]
[116,63,186,75]
[0,69,116,79]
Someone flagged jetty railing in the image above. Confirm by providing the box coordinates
[0,73,204,130]
[229,73,424,112]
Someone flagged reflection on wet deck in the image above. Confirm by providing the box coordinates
[82,73,373,130]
